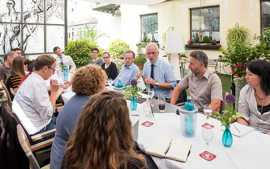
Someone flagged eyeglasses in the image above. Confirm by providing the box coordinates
[146,52,156,55]
[92,51,98,54]
[49,67,56,73]
[103,57,110,59]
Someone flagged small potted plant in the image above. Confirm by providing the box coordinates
[213,94,242,147]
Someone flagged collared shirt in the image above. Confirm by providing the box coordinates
[54,54,76,73]
[143,58,177,98]
[13,72,53,135]
[178,69,223,110]
[238,85,270,134]
[113,63,139,86]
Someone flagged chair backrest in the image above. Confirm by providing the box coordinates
[17,124,41,169]
[12,99,38,135]
[0,81,12,107]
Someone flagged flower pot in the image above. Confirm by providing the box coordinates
[222,126,233,147]
[130,95,137,111]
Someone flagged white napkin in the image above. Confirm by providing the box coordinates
[222,123,254,137]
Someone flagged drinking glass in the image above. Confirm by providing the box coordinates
[202,126,214,146]
[158,95,166,113]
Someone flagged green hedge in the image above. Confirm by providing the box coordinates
[64,40,97,67]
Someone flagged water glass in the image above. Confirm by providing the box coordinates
[158,95,166,113]
[202,125,214,146]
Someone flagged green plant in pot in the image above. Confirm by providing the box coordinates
[135,54,147,70]
[226,23,249,47]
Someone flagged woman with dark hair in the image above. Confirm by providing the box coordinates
[0,89,28,169]
[237,60,270,135]
[101,52,118,80]
[50,65,107,169]
[6,56,26,100]
[62,91,147,169]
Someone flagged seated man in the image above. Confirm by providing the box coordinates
[0,51,17,83]
[13,54,62,135]
[113,50,140,87]
[142,43,176,101]
[170,51,222,112]
[53,46,76,73]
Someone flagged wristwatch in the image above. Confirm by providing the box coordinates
[155,82,159,86]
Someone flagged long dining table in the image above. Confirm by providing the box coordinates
[62,86,270,169]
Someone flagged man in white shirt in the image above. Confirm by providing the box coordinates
[53,46,76,73]
[13,54,62,135]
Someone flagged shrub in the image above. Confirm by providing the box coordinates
[108,39,130,59]
[64,40,95,67]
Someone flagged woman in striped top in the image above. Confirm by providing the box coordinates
[6,56,26,100]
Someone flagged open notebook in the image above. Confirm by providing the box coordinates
[145,137,191,162]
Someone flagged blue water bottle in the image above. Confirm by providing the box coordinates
[63,65,69,82]
[116,79,123,88]
[183,96,195,137]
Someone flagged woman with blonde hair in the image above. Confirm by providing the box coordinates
[62,91,147,169]
[5,56,26,100]
[50,65,107,169]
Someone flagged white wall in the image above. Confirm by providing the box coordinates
[120,4,153,52]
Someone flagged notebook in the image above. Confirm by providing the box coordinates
[145,137,191,162]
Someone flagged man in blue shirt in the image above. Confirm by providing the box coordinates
[113,50,140,86]
[142,43,176,100]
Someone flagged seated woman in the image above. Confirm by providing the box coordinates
[237,60,270,135]
[50,65,107,169]
[6,56,26,100]
[101,52,118,80]
[0,90,28,169]
[62,91,147,169]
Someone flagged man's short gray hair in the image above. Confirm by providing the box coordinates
[190,51,208,68]
[146,42,159,52]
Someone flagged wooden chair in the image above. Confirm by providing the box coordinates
[0,81,12,107]
[17,124,52,169]
[13,99,56,168]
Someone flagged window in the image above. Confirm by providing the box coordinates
[141,13,158,42]
[190,6,220,43]
[262,0,270,30]
[0,0,67,57]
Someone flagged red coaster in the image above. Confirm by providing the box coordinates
[201,123,214,129]
[141,121,154,127]
[199,151,216,161]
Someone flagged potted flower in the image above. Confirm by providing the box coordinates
[124,79,142,111]
[213,94,242,147]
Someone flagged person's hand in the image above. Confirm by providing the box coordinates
[145,78,156,85]
[50,79,59,92]
[136,72,143,79]
[267,131,270,136]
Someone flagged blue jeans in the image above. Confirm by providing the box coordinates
[32,115,57,144]
[39,115,57,133]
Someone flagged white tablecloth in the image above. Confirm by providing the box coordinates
[61,88,270,169]
[134,112,270,169]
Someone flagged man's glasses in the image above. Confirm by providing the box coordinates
[146,52,156,55]
[103,57,110,59]
[49,67,56,73]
